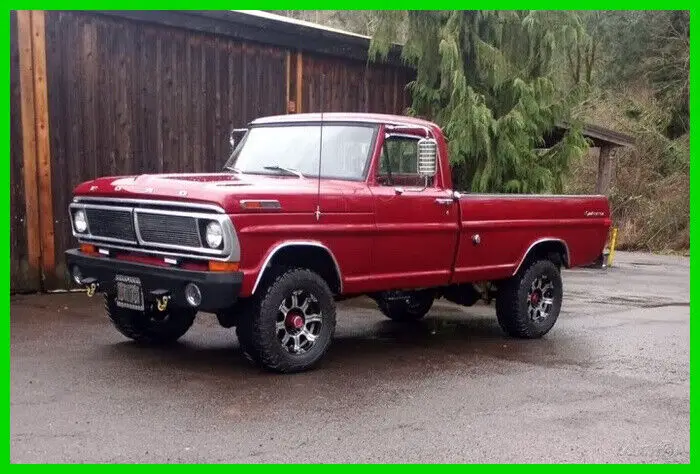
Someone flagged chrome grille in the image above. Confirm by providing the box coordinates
[69,198,239,261]
[84,208,136,241]
[137,213,201,247]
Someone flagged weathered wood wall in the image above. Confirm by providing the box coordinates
[10,11,39,292]
[301,54,412,114]
[44,11,288,284]
[10,10,413,291]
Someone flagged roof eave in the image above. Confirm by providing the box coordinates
[556,121,635,148]
[95,10,406,66]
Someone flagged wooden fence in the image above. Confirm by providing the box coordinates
[10,10,412,292]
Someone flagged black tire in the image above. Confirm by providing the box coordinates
[496,259,563,338]
[105,295,196,344]
[377,291,434,322]
[245,268,337,373]
[235,299,262,365]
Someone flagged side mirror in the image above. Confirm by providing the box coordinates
[417,138,438,177]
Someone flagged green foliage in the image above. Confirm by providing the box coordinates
[567,10,690,252]
[370,11,589,193]
[569,89,689,251]
[582,11,689,137]
[560,11,602,86]
[269,10,382,37]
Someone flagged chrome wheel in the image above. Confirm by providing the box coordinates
[276,289,322,354]
[527,274,555,323]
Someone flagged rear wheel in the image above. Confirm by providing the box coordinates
[104,295,196,344]
[377,290,434,322]
[496,259,563,338]
[242,268,336,373]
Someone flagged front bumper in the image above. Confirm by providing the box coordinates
[64,249,243,312]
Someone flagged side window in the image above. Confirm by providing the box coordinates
[377,136,431,187]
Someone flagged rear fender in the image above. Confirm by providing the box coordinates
[513,238,570,275]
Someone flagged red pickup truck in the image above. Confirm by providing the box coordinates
[65,113,611,372]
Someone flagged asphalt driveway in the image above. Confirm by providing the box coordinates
[10,251,689,463]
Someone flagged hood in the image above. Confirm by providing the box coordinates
[72,173,367,213]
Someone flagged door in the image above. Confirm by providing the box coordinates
[369,133,459,290]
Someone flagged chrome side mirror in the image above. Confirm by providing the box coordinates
[417,138,438,177]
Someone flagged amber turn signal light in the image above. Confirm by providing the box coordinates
[239,199,281,210]
[208,261,240,272]
[80,243,98,255]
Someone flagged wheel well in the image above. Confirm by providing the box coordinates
[257,244,342,294]
[516,240,569,274]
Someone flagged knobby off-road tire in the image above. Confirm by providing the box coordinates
[235,299,262,365]
[377,291,434,322]
[238,268,337,373]
[496,259,563,338]
[105,295,196,344]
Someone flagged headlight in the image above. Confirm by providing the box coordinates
[73,210,88,233]
[205,221,223,248]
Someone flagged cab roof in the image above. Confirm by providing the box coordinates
[250,113,440,130]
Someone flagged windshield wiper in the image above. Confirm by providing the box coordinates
[263,166,304,178]
[224,165,244,174]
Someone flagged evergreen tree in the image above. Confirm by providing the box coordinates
[588,10,689,137]
[370,11,589,193]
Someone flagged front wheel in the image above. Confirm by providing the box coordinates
[105,295,196,344]
[241,268,337,373]
[496,259,563,338]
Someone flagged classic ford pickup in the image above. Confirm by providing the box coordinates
[65,113,611,372]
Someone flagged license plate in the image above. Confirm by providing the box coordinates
[115,274,144,311]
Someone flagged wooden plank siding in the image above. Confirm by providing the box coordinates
[30,11,57,287]
[10,10,413,291]
[43,11,287,286]
[11,11,41,292]
[301,54,412,114]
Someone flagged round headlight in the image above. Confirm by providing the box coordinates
[205,221,223,248]
[73,210,88,233]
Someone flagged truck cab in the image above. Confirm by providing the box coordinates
[65,113,611,373]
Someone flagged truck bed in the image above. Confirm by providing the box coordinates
[451,193,611,283]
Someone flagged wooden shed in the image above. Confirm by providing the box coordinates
[10,10,412,292]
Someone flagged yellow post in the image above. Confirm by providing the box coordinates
[607,227,618,267]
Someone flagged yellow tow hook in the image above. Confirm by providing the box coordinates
[156,295,170,312]
[86,283,97,298]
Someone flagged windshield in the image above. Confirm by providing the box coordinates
[224,124,377,180]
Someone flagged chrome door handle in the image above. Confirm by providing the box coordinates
[435,198,453,205]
